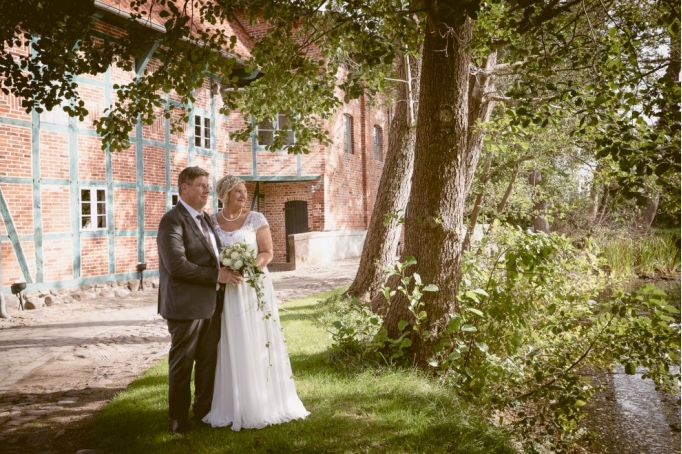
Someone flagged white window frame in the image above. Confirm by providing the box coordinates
[373,125,383,161]
[256,111,295,150]
[80,187,107,231]
[344,114,354,154]
[194,114,211,149]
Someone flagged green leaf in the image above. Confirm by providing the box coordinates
[624,363,637,375]
[398,320,409,331]
[423,284,439,292]
[461,324,477,332]
[464,307,484,317]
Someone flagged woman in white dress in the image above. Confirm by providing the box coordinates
[203,175,310,431]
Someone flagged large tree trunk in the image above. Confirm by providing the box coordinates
[346,51,421,303]
[381,16,497,365]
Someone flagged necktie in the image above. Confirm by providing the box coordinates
[197,214,212,245]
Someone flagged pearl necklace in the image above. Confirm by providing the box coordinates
[220,207,243,222]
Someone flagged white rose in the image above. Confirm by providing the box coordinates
[221,258,229,266]
[233,259,243,270]
[226,259,234,268]
[230,251,239,260]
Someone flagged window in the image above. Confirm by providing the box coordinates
[373,125,383,161]
[80,188,107,230]
[343,114,353,154]
[194,114,211,149]
[40,99,70,126]
[171,193,179,207]
[257,111,295,149]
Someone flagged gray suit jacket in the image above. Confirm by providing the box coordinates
[157,202,221,320]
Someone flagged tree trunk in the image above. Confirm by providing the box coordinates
[381,16,497,365]
[346,51,421,303]
[528,170,549,233]
[497,169,518,213]
[637,193,659,233]
[462,153,493,252]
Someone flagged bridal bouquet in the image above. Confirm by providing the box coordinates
[220,242,266,313]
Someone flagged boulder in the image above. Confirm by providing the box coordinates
[114,288,131,298]
[24,297,45,310]
[43,295,62,306]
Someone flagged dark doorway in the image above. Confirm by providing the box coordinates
[284,200,308,262]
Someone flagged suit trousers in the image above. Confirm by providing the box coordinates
[167,289,224,421]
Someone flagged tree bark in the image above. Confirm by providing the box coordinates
[346,52,421,303]
[497,169,518,213]
[528,169,549,233]
[381,16,498,365]
[637,193,659,233]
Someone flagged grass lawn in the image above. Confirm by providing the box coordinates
[94,289,515,453]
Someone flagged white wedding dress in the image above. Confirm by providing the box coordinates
[203,211,310,431]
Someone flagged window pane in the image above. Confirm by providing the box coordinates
[81,215,91,229]
[82,203,91,215]
[194,115,201,126]
[204,117,210,129]
[204,137,211,149]
[258,119,274,131]
[97,190,106,201]
[285,130,295,145]
[258,130,274,146]
[97,202,106,215]
[195,125,202,137]
[278,113,290,130]
[97,215,106,228]
[195,136,202,147]
[81,189,90,201]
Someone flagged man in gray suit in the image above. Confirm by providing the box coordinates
[157,166,238,435]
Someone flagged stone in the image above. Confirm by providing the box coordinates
[76,450,98,454]
[80,284,93,291]
[86,292,98,300]
[62,295,75,304]
[71,293,85,302]
[43,295,61,306]
[114,288,131,298]
[54,429,66,438]
[99,290,116,299]
[57,398,78,405]
[24,298,45,310]
[27,431,51,445]
[128,279,140,291]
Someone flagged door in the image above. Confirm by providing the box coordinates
[284,200,308,262]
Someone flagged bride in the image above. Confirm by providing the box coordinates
[202,175,309,431]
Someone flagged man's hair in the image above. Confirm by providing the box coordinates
[178,166,210,195]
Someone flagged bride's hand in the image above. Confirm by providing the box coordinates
[218,267,242,285]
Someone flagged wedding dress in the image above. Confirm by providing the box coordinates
[203,211,310,430]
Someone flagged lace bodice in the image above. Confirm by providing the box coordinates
[210,211,269,250]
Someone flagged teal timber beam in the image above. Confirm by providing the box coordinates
[250,116,258,176]
[165,94,172,210]
[0,187,33,283]
[136,118,145,263]
[31,110,44,282]
[188,101,195,166]
[135,40,160,76]
[105,66,115,274]
[69,114,81,278]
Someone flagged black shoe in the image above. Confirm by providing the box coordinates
[170,419,190,435]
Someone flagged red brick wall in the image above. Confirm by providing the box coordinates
[40,131,69,180]
[42,239,74,282]
[41,186,71,234]
[115,237,138,274]
[80,237,109,277]
[0,125,31,178]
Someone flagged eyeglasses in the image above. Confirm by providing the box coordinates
[186,183,212,191]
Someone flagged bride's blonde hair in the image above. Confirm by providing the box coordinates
[216,175,245,203]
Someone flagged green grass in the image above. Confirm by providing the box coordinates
[94,289,515,454]
[598,231,680,277]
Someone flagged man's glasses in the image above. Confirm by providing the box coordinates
[186,183,212,191]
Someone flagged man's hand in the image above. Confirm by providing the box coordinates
[218,267,243,285]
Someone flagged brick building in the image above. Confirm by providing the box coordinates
[0,2,388,292]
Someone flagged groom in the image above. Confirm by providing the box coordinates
[157,166,231,435]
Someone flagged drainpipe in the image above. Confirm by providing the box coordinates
[360,92,369,227]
